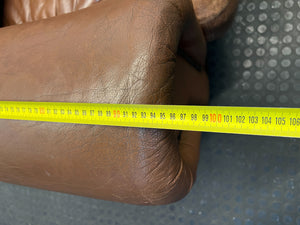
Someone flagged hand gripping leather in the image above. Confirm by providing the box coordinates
[0,0,209,205]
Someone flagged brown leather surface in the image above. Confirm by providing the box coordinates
[193,0,240,41]
[3,0,239,41]
[0,0,210,205]
[3,0,98,25]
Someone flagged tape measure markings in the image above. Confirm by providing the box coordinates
[0,101,299,138]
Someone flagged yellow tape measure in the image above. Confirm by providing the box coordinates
[0,101,299,138]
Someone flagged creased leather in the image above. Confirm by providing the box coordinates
[3,0,98,25]
[3,0,239,41]
[0,0,235,205]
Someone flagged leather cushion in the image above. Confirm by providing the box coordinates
[3,0,98,25]
[0,0,208,205]
[3,0,239,41]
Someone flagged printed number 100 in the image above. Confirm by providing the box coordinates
[210,114,222,123]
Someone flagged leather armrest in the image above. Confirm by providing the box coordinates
[0,0,208,205]
[3,0,239,41]
[0,0,238,205]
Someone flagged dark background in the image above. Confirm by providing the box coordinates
[0,0,4,27]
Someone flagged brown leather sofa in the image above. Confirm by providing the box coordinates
[0,0,238,205]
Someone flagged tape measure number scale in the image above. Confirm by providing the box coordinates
[0,101,299,138]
